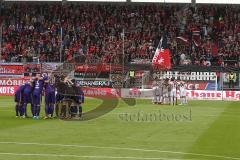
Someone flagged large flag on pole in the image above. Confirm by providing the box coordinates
[152,33,172,70]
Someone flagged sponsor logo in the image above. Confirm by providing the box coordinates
[122,89,240,101]
[153,71,217,81]
[129,88,141,97]
[83,88,107,96]
[187,90,240,100]
[74,72,109,78]
[0,86,16,95]
[0,78,29,86]
[76,80,112,87]
[0,65,23,75]
[82,88,119,98]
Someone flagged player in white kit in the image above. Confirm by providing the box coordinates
[158,80,163,104]
[162,79,169,105]
[179,81,187,105]
[153,85,160,104]
[152,80,160,104]
[169,78,177,106]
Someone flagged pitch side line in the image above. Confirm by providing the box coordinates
[0,142,239,160]
[0,110,14,112]
[0,152,183,160]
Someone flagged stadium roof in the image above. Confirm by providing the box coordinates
[131,0,191,3]
[196,0,240,4]
[2,0,240,4]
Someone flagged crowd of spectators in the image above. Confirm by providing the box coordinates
[0,3,240,67]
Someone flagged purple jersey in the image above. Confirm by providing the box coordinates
[23,83,32,95]
[45,83,54,94]
[78,89,84,103]
[45,83,55,103]
[43,75,49,81]
[75,88,84,104]
[33,79,44,95]
[15,85,25,102]
[23,83,33,104]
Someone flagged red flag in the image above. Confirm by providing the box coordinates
[176,36,189,46]
[176,36,189,43]
[152,33,171,70]
[192,27,200,36]
[193,37,201,47]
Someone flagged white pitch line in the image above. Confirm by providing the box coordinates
[0,152,183,160]
[204,114,240,118]
[0,142,239,160]
[0,106,12,108]
[0,110,14,112]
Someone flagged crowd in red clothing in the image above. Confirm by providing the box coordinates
[1,4,240,67]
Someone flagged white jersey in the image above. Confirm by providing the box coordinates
[159,84,163,96]
[153,86,160,96]
[170,81,177,97]
[162,84,169,96]
[179,84,187,97]
[171,82,178,91]
[152,85,162,103]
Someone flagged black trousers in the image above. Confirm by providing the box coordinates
[229,80,234,89]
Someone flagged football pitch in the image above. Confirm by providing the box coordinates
[0,96,240,160]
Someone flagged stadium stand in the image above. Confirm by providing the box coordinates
[0,4,240,67]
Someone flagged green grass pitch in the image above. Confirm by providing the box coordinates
[0,96,240,160]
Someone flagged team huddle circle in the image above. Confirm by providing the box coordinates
[14,74,84,120]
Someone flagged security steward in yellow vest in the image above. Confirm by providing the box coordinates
[129,71,135,87]
[228,72,235,90]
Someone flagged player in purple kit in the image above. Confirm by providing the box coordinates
[78,88,84,118]
[44,79,55,119]
[55,89,64,118]
[70,80,84,119]
[32,74,45,119]
[22,81,34,118]
[14,85,25,118]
